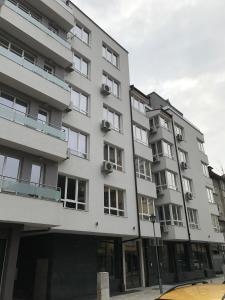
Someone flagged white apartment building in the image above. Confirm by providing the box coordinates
[0,1,223,299]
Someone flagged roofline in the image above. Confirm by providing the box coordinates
[130,85,150,100]
[208,166,225,181]
[70,1,129,53]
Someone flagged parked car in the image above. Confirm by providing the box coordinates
[156,281,225,300]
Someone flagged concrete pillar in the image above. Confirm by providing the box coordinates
[97,272,110,300]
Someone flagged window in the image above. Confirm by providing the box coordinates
[162,140,173,159]
[63,126,88,159]
[104,186,125,216]
[103,106,120,131]
[0,154,20,180]
[0,34,36,64]
[71,88,88,115]
[133,124,148,145]
[0,90,27,114]
[58,175,87,211]
[73,54,88,77]
[102,44,118,67]
[206,187,215,203]
[187,208,199,229]
[131,96,146,114]
[135,156,152,181]
[175,124,183,136]
[157,204,183,226]
[72,23,89,44]
[159,116,170,130]
[38,109,48,124]
[197,139,205,153]
[104,143,123,171]
[154,171,166,190]
[183,177,192,193]
[44,62,54,75]
[138,195,154,221]
[202,162,209,177]
[30,163,43,186]
[211,214,220,232]
[178,149,187,163]
[166,170,177,190]
[102,73,119,97]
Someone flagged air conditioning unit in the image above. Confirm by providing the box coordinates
[101,120,111,132]
[65,101,73,112]
[156,188,164,197]
[101,84,111,96]
[150,126,157,134]
[185,192,193,201]
[102,161,114,174]
[153,156,160,164]
[176,134,183,142]
[180,161,188,170]
[161,225,169,233]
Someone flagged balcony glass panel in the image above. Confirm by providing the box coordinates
[0,103,66,141]
[0,176,60,202]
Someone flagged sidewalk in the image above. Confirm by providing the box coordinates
[111,275,224,300]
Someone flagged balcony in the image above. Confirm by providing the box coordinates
[0,176,61,227]
[0,103,68,161]
[0,45,71,110]
[137,178,157,198]
[0,0,73,68]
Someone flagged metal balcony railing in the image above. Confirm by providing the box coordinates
[0,45,70,91]
[0,176,61,202]
[5,0,71,48]
[0,102,66,141]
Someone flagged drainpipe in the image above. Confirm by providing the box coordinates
[169,112,191,242]
[129,88,141,240]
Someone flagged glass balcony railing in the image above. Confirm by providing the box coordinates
[0,176,61,202]
[5,0,71,49]
[0,45,70,91]
[0,103,66,141]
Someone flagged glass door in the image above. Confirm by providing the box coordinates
[30,164,43,187]
[124,241,141,289]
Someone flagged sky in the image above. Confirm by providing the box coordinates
[72,0,225,174]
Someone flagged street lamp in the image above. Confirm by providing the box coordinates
[150,214,163,294]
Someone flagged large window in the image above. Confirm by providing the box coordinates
[191,244,209,270]
[63,126,88,159]
[197,139,205,153]
[135,156,152,181]
[178,149,187,163]
[162,140,173,159]
[58,175,87,210]
[0,154,20,180]
[104,143,123,171]
[166,170,177,190]
[206,187,215,203]
[102,73,119,97]
[159,116,170,130]
[157,204,183,226]
[72,23,89,44]
[131,96,146,114]
[73,54,89,77]
[133,124,148,146]
[211,214,220,232]
[138,195,154,221]
[104,186,125,217]
[103,106,120,131]
[0,90,27,115]
[71,88,88,115]
[175,124,184,137]
[202,162,209,177]
[183,177,192,193]
[187,208,199,229]
[102,44,118,67]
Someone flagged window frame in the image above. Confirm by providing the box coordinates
[182,177,192,193]
[131,96,146,114]
[102,73,120,97]
[103,106,121,132]
[71,87,89,116]
[104,186,125,217]
[72,22,90,45]
[138,195,155,221]
[202,162,209,177]
[197,139,205,153]
[157,204,183,227]
[104,143,123,171]
[187,208,199,229]
[211,214,220,232]
[133,124,148,146]
[58,175,87,211]
[206,187,215,204]
[135,156,152,181]
[63,126,88,159]
[73,54,89,78]
[102,43,119,67]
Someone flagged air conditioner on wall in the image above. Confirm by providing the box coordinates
[102,161,114,174]
[101,84,111,96]
[180,161,188,170]
[185,192,193,200]
[176,134,183,142]
[101,120,111,132]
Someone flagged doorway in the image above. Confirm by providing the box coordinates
[124,241,141,289]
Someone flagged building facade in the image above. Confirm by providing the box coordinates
[0,1,223,299]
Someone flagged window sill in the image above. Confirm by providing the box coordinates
[72,107,90,118]
[70,151,88,160]
[104,213,127,219]
[74,69,90,81]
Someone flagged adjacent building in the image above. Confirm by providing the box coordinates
[0,1,223,300]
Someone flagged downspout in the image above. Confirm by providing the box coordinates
[167,111,191,242]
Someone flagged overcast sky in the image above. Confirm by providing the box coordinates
[72,0,225,174]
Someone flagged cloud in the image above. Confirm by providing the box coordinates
[71,0,225,172]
